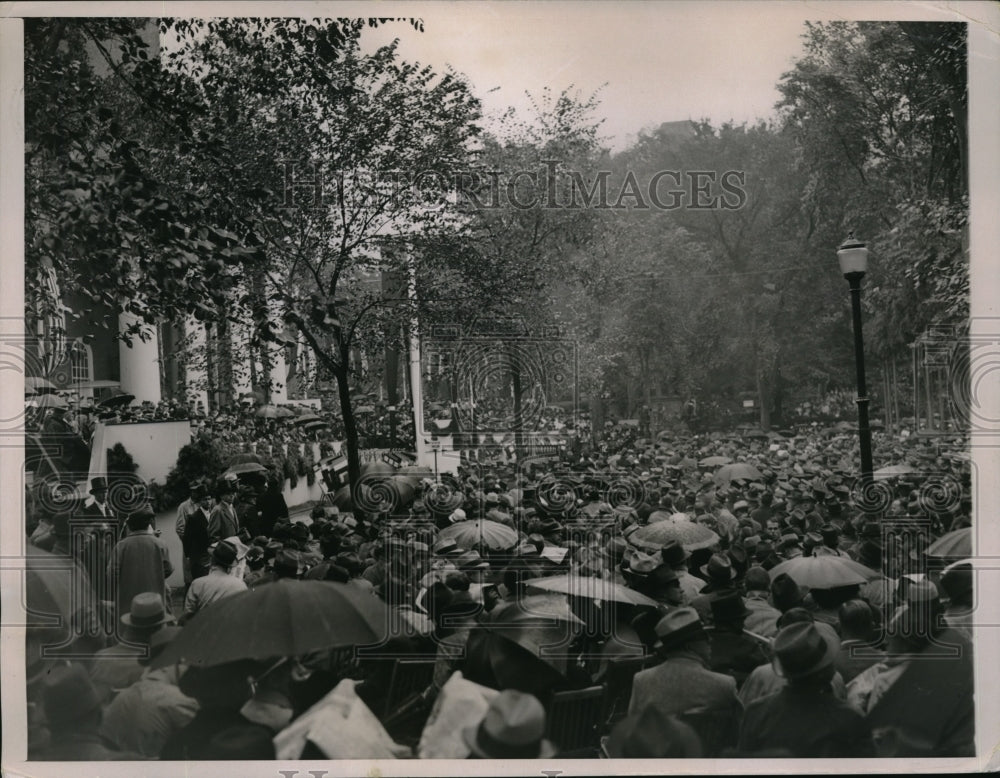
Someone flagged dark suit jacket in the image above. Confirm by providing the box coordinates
[182,508,212,575]
[708,628,770,688]
[739,685,872,757]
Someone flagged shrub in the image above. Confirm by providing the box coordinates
[107,442,138,487]
[162,436,228,508]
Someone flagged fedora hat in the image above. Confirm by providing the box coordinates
[212,540,239,567]
[121,592,173,630]
[772,622,838,680]
[639,564,680,596]
[770,572,804,611]
[710,591,751,624]
[660,539,690,567]
[43,663,103,729]
[89,477,109,494]
[653,607,707,651]
[433,537,460,556]
[699,553,736,582]
[603,705,703,758]
[462,690,557,759]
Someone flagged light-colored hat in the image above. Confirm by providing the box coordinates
[462,690,557,758]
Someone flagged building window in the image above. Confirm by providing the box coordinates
[69,338,93,385]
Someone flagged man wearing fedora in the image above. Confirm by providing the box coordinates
[690,553,739,626]
[707,592,770,688]
[463,689,556,759]
[181,487,214,582]
[175,482,205,586]
[660,540,702,604]
[738,622,871,757]
[182,540,248,622]
[89,592,176,701]
[629,608,742,724]
[34,663,145,760]
[100,625,196,758]
[209,480,241,542]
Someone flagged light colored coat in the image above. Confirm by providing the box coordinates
[629,652,741,717]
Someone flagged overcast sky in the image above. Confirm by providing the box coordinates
[360,2,813,152]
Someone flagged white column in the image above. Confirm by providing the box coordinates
[118,312,161,403]
[184,317,210,410]
[232,320,253,399]
[269,344,288,403]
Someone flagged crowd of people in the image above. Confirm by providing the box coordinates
[23,419,974,760]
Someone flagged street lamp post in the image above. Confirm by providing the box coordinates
[837,233,875,483]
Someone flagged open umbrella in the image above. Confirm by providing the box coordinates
[36,393,68,409]
[699,456,732,467]
[294,414,323,426]
[525,575,659,607]
[255,405,293,419]
[302,420,330,431]
[26,547,93,641]
[713,462,763,486]
[153,580,398,668]
[25,376,58,394]
[98,389,135,408]
[628,518,720,551]
[438,519,518,551]
[224,462,268,477]
[926,527,972,559]
[479,595,583,677]
[768,555,880,589]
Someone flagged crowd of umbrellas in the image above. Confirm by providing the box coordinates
[22,418,974,760]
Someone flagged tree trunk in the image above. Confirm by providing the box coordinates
[757,370,771,431]
[590,390,604,447]
[336,344,362,492]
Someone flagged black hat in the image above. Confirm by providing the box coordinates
[772,622,838,680]
[699,553,736,582]
[660,539,690,567]
[89,477,109,494]
[710,592,751,624]
[770,572,804,611]
[212,540,238,567]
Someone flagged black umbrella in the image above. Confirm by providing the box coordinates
[98,389,135,408]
